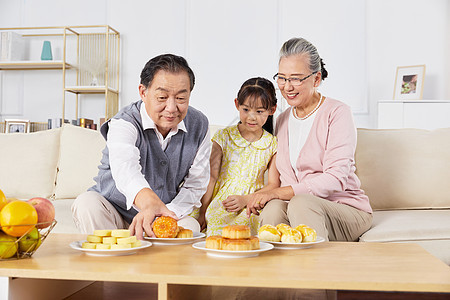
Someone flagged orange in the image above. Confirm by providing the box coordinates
[0,189,7,212]
[0,201,38,237]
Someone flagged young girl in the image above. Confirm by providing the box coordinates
[198,77,280,236]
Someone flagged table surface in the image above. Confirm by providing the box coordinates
[1,233,449,293]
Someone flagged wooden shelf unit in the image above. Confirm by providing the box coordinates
[0,25,120,122]
[0,60,73,70]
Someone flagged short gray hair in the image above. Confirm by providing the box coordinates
[279,37,328,80]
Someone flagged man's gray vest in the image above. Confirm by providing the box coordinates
[90,100,209,224]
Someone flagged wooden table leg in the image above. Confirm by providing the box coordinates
[158,282,168,300]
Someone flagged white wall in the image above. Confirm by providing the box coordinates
[0,0,448,128]
[366,0,449,127]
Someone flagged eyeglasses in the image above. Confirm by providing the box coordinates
[273,71,317,86]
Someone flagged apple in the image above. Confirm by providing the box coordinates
[0,232,18,259]
[27,197,55,229]
[18,227,41,253]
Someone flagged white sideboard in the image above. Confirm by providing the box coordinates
[378,100,450,129]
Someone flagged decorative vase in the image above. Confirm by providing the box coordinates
[41,41,53,60]
[90,75,99,86]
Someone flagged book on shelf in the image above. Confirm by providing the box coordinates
[47,117,99,130]
[48,118,69,129]
[0,31,25,61]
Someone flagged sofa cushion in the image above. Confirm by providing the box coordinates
[51,198,79,233]
[54,124,105,199]
[359,210,450,242]
[0,128,60,199]
[359,209,450,265]
[355,128,450,210]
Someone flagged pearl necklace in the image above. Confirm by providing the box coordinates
[293,93,324,120]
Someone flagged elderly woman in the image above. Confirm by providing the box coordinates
[246,37,372,241]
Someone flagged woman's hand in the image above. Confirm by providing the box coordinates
[222,195,248,212]
[246,192,272,217]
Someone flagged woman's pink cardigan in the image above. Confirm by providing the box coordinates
[275,97,372,213]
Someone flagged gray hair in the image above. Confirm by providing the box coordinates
[279,37,328,80]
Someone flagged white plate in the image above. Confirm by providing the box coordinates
[145,232,206,245]
[70,240,152,256]
[262,236,326,249]
[192,241,274,258]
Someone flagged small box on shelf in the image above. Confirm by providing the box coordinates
[79,118,98,130]
[99,117,106,128]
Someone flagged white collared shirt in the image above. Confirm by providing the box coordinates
[107,102,211,218]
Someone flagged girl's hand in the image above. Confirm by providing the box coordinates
[197,211,207,232]
[222,195,248,212]
[246,193,271,217]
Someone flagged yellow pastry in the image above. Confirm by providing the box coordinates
[93,229,112,237]
[222,225,251,239]
[295,225,317,242]
[96,243,111,250]
[131,240,142,248]
[102,236,117,244]
[249,236,260,250]
[81,242,97,249]
[117,236,137,244]
[176,228,193,238]
[222,238,252,251]
[275,223,292,236]
[258,224,281,242]
[111,229,131,238]
[152,216,179,238]
[205,235,223,250]
[111,243,132,250]
[86,235,102,243]
[280,228,302,243]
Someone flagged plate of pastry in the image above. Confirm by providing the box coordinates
[192,225,273,258]
[192,241,273,258]
[145,232,206,245]
[70,240,152,256]
[265,237,326,249]
[70,229,152,256]
[258,224,326,249]
[144,216,206,245]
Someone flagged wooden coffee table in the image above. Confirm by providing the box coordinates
[0,233,449,299]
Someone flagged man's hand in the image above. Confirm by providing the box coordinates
[129,188,178,240]
[129,206,177,240]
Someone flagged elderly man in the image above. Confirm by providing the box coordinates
[72,54,210,239]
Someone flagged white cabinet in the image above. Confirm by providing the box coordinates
[378,100,450,130]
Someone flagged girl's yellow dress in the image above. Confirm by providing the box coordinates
[205,125,277,236]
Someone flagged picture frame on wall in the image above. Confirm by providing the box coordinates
[393,65,426,100]
[4,119,30,133]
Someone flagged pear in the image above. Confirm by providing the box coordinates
[18,227,41,253]
[0,232,18,259]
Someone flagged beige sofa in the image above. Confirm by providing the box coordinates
[0,124,449,265]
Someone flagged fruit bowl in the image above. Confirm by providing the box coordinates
[0,219,57,260]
